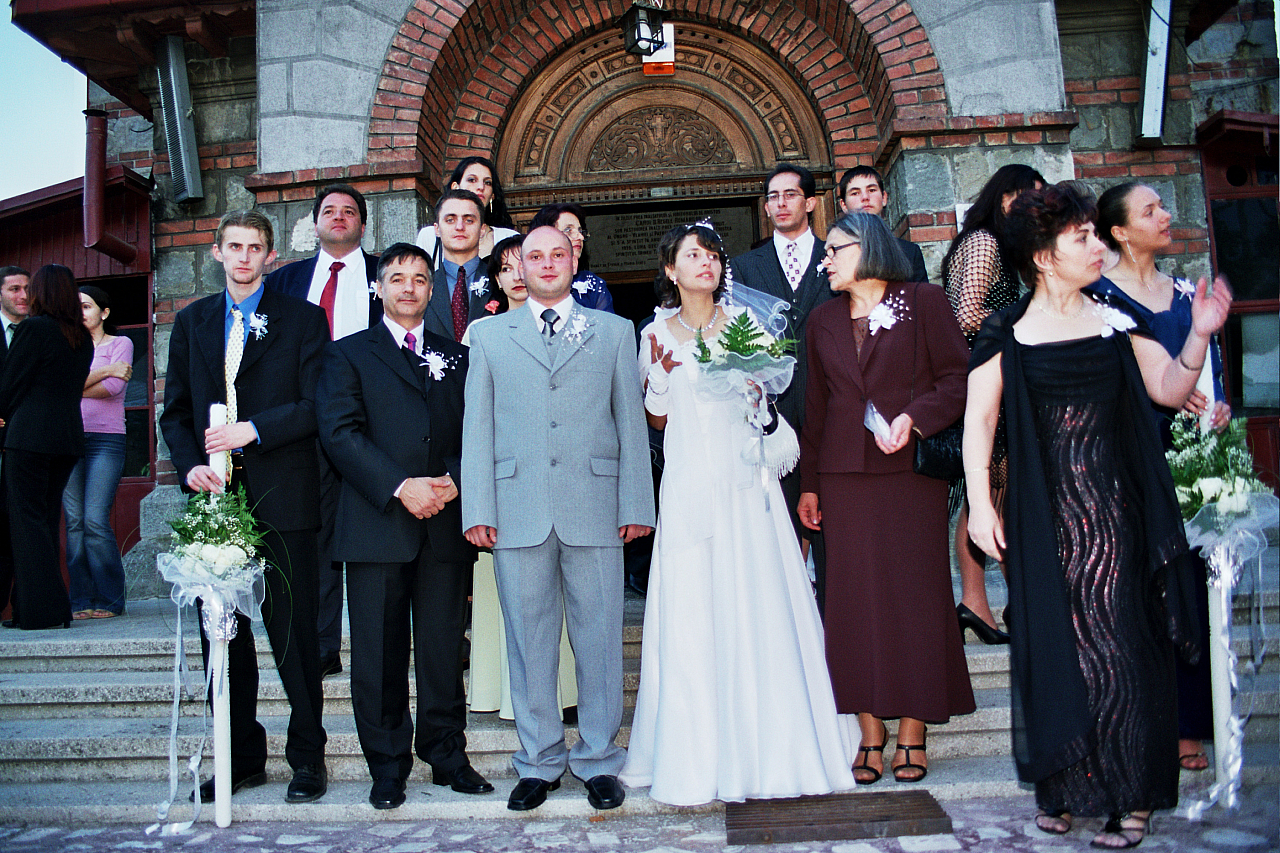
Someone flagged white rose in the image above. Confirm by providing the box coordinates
[199,543,222,564]
[1197,477,1224,500]
[218,544,248,567]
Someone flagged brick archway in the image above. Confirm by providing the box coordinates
[369,0,943,185]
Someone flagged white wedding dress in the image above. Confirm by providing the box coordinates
[620,310,854,806]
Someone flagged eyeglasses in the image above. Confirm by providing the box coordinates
[560,226,590,239]
[824,241,859,258]
[765,189,805,204]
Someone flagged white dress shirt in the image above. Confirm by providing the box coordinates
[307,247,371,341]
[527,294,577,333]
[772,228,816,292]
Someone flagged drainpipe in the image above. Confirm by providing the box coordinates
[1137,0,1172,143]
[83,109,138,265]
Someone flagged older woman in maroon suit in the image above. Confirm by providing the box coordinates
[798,212,974,785]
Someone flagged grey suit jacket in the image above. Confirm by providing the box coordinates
[461,305,655,549]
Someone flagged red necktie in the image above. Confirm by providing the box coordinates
[451,265,468,342]
[319,261,344,338]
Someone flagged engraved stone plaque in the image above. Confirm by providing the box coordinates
[587,204,755,274]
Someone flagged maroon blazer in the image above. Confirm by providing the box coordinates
[799,281,968,493]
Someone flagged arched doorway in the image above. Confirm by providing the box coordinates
[493,23,862,320]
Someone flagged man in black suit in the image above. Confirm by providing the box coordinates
[317,242,489,810]
[424,189,492,343]
[264,183,381,680]
[729,165,833,564]
[160,210,329,804]
[0,265,30,615]
[838,165,930,283]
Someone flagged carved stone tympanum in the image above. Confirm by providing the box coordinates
[586,107,735,171]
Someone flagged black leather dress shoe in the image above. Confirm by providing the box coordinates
[190,769,267,802]
[369,776,406,809]
[319,656,343,678]
[583,775,626,810]
[286,762,327,803]
[432,763,494,794]
[507,776,560,811]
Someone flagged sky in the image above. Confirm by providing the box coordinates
[0,19,88,201]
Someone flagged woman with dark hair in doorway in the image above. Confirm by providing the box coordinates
[941,163,1046,646]
[416,156,519,262]
[530,202,615,313]
[0,264,93,630]
[65,285,134,620]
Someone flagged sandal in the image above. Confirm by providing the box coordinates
[1090,812,1151,849]
[1034,809,1072,834]
[1179,751,1209,771]
[89,609,118,619]
[72,610,94,621]
[892,731,928,783]
[853,722,887,785]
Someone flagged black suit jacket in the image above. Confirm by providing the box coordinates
[729,237,834,430]
[317,323,474,565]
[897,236,929,285]
[425,264,494,341]
[159,288,328,533]
[0,316,92,455]
[264,250,383,332]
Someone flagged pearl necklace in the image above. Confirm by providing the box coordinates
[1035,296,1088,320]
[676,305,719,333]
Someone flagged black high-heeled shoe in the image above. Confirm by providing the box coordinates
[957,603,1010,645]
[853,722,887,785]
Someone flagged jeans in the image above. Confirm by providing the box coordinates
[63,432,126,614]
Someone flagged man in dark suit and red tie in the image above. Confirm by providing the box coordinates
[424,188,492,343]
[264,183,382,680]
[316,242,489,810]
[160,210,330,805]
[729,164,834,603]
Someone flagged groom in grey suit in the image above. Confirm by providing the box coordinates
[462,226,654,812]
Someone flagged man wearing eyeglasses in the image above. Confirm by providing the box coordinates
[729,164,834,596]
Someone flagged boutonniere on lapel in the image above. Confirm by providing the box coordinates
[368,280,379,296]
[419,348,460,382]
[248,312,269,341]
[866,294,908,336]
[1097,302,1137,338]
[469,275,489,298]
[561,310,591,345]
[484,300,500,314]
[571,279,591,297]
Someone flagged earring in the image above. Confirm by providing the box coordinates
[1123,240,1137,265]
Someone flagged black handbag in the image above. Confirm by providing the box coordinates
[908,282,964,481]
[913,419,964,481]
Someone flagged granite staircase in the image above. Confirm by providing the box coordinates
[0,563,1274,824]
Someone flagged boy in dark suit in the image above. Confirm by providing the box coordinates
[159,210,329,804]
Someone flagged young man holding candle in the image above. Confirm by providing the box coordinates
[159,210,330,805]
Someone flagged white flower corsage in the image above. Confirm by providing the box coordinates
[572,279,591,296]
[867,295,909,335]
[419,349,459,382]
[248,313,269,340]
[369,280,379,295]
[469,275,489,298]
[562,311,591,344]
[1173,277,1196,300]
[1097,303,1137,338]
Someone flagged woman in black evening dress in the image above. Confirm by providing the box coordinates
[962,184,1231,849]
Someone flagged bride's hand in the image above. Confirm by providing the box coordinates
[648,333,681,373]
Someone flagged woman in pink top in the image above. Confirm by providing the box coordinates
[64,286,133,619]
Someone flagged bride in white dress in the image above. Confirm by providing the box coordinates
[620,223,853,806]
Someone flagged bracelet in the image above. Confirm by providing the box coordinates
[1178,352,1205,372]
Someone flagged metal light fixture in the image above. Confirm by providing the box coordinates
[621,1,667,56]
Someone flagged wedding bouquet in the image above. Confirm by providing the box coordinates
[157,487,266,622]
[693,310,800,479]
[1165,413,1270,522]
